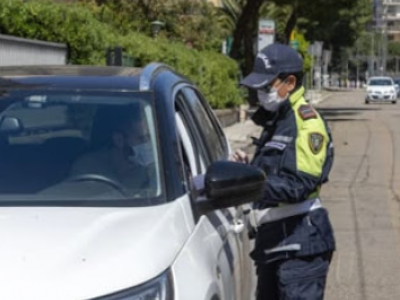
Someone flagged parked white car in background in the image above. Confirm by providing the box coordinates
[365,76,398,104]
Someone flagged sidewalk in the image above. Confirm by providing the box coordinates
[306,89,332,105]
[224,119,261,155]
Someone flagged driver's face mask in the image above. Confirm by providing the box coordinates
[129,142,154,166]
[257,80,288,112]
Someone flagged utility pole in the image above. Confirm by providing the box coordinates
[355,39,359,88]
[383,25,388,75]
[380,28,385,75]
[368,28,375,78]
[372,31,375,76]
[346,56,349,88]
[381,0,388,75]
[356,57,359,88]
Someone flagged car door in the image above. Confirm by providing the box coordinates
[174,85,248,300]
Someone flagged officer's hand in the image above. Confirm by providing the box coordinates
[229,149,249,164]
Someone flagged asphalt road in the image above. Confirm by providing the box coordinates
[224,90,400,299]
[318,90,400,300]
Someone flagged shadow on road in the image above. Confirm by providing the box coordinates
[317,107,379,120]
[315,107,378,123]
[323,118,369,123]
[318,107,380,112]
[320,111,360,117]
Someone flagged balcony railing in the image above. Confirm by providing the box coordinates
[387,25,400,33]
[384,0,400,5]
[383,13,400,20]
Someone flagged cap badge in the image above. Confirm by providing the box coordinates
[257,53,272,69]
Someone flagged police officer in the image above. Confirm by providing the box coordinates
[231,43,335,300]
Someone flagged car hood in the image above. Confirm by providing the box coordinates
[368,85,395,91]
[0,197,192,300]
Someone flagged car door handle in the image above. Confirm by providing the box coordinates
[230,219,245,234]
[243,208,251,215]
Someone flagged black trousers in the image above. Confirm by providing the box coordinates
[255,252,333,300]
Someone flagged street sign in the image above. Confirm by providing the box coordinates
[258,19,275,52]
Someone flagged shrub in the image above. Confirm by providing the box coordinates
[0,0,243,108]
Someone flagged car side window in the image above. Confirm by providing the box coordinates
[175,112,200,177]
[181,88,228,162]
[175,93,207,177]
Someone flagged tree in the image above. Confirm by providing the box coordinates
[218,0,246,34]
[389,42,400,57]
[264,0,371,48]
[259,3,293,43]
[83,0,227,51]
[227,0,371,64]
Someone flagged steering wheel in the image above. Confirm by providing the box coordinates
[66,173,130,197]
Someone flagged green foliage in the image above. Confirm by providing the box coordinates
[298,0,371,49]
[259,3,311,72]
[0,0,242,108]
[257,0,372,80]
[119,34,242,108]
[260,2,292,42]
[85,0,228,52]
[244,0,371,50]
[0,0,116,64]
[293,30,311,73]
[388,42,400,57]
[219,0,246,33]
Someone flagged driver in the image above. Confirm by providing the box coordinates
[70,108,152,191]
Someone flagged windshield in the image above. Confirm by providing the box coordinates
[368,79,393,86]
[0,89,163,206]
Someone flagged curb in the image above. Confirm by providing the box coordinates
[323,87,356,92]
[310,93,332,106]
[214,108,240,128]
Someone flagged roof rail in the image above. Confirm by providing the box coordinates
[139,63,174,91]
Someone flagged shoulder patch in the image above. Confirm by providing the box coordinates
[309,132,324,154]
[298,105,317,120]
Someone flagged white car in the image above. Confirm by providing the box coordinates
[365,76,398,104]
[0,64,264,300]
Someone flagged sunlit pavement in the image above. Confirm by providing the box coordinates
[320,91,400,300]
[224,90,400,299]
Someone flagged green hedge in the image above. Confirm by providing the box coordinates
[0,0,243,108]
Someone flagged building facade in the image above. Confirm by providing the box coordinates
[381,0,400,41]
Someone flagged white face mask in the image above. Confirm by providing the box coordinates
[257,81,288,111]
[129,142,154,166]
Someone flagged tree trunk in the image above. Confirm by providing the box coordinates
[229,0,264,60]
[228,0,264,107]
[243,10,260,107]
[284,7,298,44]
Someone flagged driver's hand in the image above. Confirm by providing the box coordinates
[229,149,249,164]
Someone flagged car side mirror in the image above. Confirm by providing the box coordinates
[0,116,23,134]
[362,83,367,89]
[196,161,265,213]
